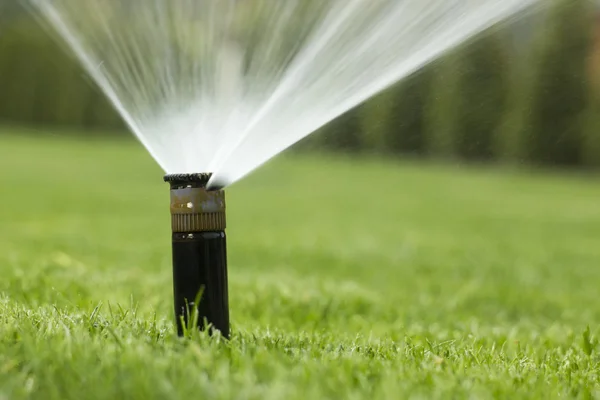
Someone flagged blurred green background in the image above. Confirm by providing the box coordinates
[1,0,600,170]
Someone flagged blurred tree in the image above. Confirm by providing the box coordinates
[384,68,432,156]
[425,29,511,163]
[0,13,119,130]
[82,83,125,130]
[320,107,364,152]
[359,88,395,154]
[495,63,533,164]
[458,31,510,161]
[582,13,600,168]
[358,68,432,157]
[524,0,595,166]
[496,9,542,164]
[0,17,39,124]
[432,30,510,162]
[424,54,461,160]
[582,84,600,168]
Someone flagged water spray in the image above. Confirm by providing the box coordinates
[164,173,229,338]
[30,0,542,188]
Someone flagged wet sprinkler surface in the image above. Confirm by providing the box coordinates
[1,133,600,399]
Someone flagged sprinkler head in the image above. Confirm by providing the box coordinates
[164,173,230,338]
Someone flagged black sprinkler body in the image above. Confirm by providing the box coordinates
[164,173,230,339]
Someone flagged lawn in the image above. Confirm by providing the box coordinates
[0,127,599,399]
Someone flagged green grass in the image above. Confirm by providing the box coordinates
[0,127,599,399]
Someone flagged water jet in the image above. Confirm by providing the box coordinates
[164,173,229,338]
[29,0,542,188]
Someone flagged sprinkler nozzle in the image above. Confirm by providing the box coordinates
[164,173,230,338]
[205,177,227,192]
